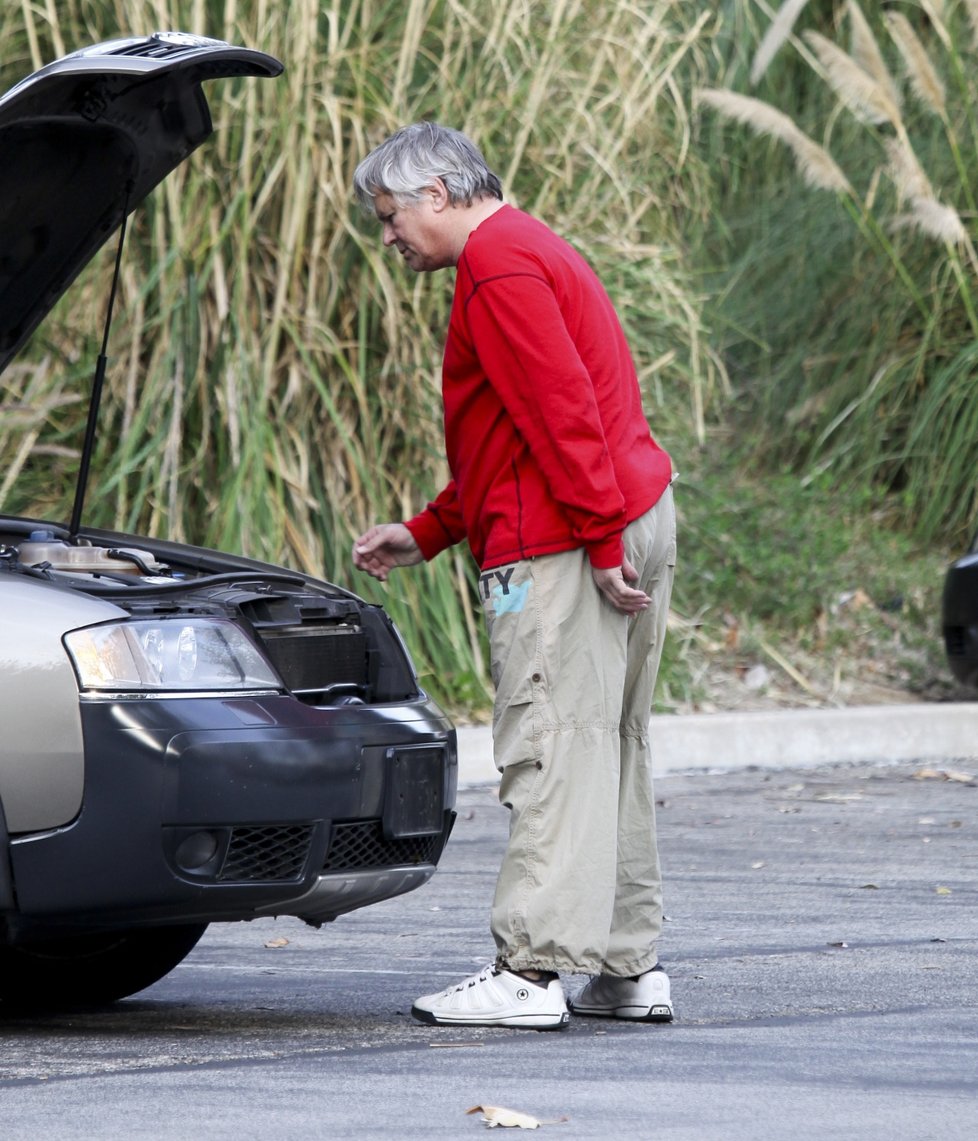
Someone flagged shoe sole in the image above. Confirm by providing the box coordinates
[571,1003,674,1023]
[411,1005,570,1030]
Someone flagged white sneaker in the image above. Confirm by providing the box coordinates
[570,966,673,1022]
[412,965,570,1030]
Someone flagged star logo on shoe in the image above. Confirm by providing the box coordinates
[516,987,530,1001]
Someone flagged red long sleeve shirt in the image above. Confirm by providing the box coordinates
[406,205,672,571]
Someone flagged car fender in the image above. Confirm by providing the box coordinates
[0,576,125,832]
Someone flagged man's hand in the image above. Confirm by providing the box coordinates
[591,557,651,616]
[352,523,423,582]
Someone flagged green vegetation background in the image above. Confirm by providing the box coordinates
[0,1,968,715]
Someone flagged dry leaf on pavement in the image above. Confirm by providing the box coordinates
[466,1105,568,1129]
[912,768,974,784]
[264,937,290,948]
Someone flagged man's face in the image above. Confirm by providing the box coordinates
[373,187,456,272]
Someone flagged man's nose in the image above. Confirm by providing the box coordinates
[382,223,396,246]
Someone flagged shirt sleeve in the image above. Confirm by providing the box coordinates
[404,479,467,561]
[465,270,628,568]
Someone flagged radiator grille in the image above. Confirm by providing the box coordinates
[323,820,439,872]
[259,626,368,695]
[218,824,315,882]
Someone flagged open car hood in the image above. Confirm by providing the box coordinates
[0,31,282,375]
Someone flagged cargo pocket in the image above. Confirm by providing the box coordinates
[481,560,540,771]
[491,673,538,771]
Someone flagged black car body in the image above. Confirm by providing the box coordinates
[943,531,978,688]
[0,32,456,1007]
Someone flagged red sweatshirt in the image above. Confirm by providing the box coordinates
[406,205,672,571]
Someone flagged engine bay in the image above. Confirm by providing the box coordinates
[0,519,417,705]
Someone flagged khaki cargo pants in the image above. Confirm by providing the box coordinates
[479,486,676,977]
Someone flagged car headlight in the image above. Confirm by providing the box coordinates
[64,618,282,693]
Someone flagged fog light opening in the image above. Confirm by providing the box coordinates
[175,831,221,872]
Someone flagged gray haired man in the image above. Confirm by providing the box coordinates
[352,123,676,1030]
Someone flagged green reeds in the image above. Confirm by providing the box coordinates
[697,0,978,542]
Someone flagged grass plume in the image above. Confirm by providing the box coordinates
[847,0,902,114]
[966,0,978,47]
[891,196,966,245]
[803,30,902,128]
[696,88,853,194]
[885,10,946,116]
[884,135,936,203]
[749,0,812,87]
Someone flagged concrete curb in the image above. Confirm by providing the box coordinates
[455,702,978,787]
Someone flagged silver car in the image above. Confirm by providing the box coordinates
[0,32,457,1009]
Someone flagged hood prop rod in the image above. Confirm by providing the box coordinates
[68,183,132,541]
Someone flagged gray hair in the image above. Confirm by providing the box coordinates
[353,122,503,210]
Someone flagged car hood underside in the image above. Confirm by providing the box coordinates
[0,32,281,375]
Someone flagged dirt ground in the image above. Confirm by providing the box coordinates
[665,592,975,715]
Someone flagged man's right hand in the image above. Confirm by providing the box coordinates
[352,523,423,582]
[591,557,652,616]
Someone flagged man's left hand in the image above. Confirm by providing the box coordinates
[591,557,651,616]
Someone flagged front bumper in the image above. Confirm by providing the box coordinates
[7,692,456,934]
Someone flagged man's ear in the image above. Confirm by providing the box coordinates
[428,177,451,212]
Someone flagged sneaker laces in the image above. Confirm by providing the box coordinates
[442,964,498,995]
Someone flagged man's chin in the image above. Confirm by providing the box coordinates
[401,251,443,273]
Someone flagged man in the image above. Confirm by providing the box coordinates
[352,122,676,1030]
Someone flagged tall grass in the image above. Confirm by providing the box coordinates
[0,0,715,714]
[696,0,978,543]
